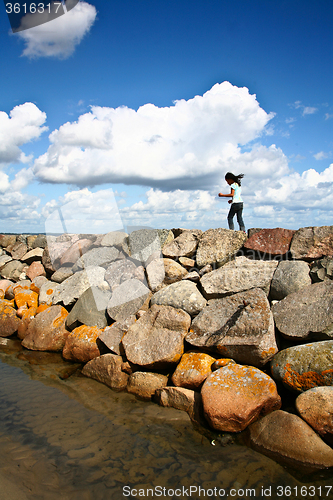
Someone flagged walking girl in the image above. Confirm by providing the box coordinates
[218,172,246,232]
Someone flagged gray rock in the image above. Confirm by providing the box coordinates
[39,281,59,305]
[107,278,151,322]
[246,410,333,470]
[127,372,168,400]
[66,286,111,330]
[0,260,26,281]
[162,230,201,258]
[200,256,278,299]
[270,260,311,300]
[272,281,333,340]
[122,229,162,265]
[151,280,206,316]
[51,267,74,283]
[270,340,333,392]
[104,259,140,291]
[196,228,247,267]
[52,266,107,306]
[32,234,47,249]
[98,315,136,355]
[310,257,333,282]
[158,229,174,248]
[21,248,44,265]
[100,231,128,247]
[290,226,333,260]
[82,353,129,391]
[122,304,191,369]
[187,288,277,367]
[72,246,120,272]
[146,258,165,292]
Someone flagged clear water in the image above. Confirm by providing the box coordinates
[0,338,332,500]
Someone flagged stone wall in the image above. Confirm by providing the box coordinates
[0,226,333,471]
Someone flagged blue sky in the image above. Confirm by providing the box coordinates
[0,0,332,234]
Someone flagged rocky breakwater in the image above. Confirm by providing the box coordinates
[0,226,333,471]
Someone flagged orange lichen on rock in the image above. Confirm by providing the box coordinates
[52,306,68,328]
[171,351,216,389]
[30,283,40,294]
[282,363,333,391]
[62,324,102,363]
[0,299,21,337]
[36,304,50,314]
[15,289,38,310]
[46,288,54,296]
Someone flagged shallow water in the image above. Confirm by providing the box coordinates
[0,338,332,500]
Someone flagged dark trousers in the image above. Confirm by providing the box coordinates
[227,202,245,231]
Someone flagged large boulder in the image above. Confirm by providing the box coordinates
[269,260,311,300]
[272,281,333,340]
[201,364,281,432]
[10,241,28,260]
[151,280,206,316]
[270,340,333,392]
[146,258,188,292]
[104,260,141,291]
[122,304,191,369]
[98,315,136,355]
[122,229,162,265]
[107,279,151,322]
[72,246,120,272]
[187,288,278,367]
[66,286,111,330]
[0,299,21,337]
[0,235,16,248]
[62,324,102,362]
[26,261,46,281]
[244,228,295,256]
[21,305,69,351]
[246,410,333,470]
[296,387,333,445]
[100,231,128,248]
[171,351,216,389]
[196,228,246,268]
[127,372,168,400]
[290,226,333,260]
[59,238,94,266]
[81,353,129,391]
[200,256,278,299]
[21,248,44,265]
[162,230,201,259]
[52,266,107,306]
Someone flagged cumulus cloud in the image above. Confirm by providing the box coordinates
[34,82,283,190]
[0,103,47,165]
[16,1,97,59]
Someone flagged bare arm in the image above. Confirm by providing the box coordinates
[218,188,235,198]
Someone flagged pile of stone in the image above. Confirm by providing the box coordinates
[0,225,333,471]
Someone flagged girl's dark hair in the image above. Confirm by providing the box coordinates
[225,172,244,186]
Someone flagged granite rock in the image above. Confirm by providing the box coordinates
[162,230,201,259]
[81,353,129,391]
[22,305,69,351]
[66,286,111,330]
[244,228,295,256]
[196,228,246,267]
[296,387,333,445]
[107,278,151,322]
[290,226,333,260]
[270,260,311,300]
[62,324,102,362]
[151,280,206,316]
[52,266,107,306]
[171,351,216,389]
[127,371,168,400]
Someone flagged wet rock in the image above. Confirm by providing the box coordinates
[104,260,140,291]
[26,261,46,281]
[151,280,206,316]
[21,248,44,265]
[0,260,26,281]
[196,228,246,267]
[107,279,151,322]
[52,266,107,306]
[162,230,201,259]
[122,304,191,369]
[82,353,129,391]
[39,281,60,306]
[62,324,102,362]
[244,228,295,256]
[296,387,333,445]
[200,256,278,299]
[127,372,168,400]
[155,386,201,413]
[201,364,281,432]
[310,257,333,282]
[272,281,333,340]
[59,238,94,266]
[122,229,162,265]
[171,351,216,389]
[98,315,136,355]
[270,260,311,300]
[72,246,120,272]
[66,286,111,330]
[187,288,277,367]
[290,226,333,260]
[100,231,128,248]
[51,267,74,283]
[270,340,333,392]
[246,410,333,470]
[0,299,21,337]
[22,305,69,351]
[10,241,28,260]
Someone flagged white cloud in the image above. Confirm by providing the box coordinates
[313,151,329,160]
[325,113,333,120]
[16,1,97,59]
[0,102,47,165]
[33,82,282,190]
[303,106,318,116]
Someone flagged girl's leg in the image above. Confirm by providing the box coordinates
[227,204,236,230]
[236,204,245,232]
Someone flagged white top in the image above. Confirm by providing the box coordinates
[231,183,243,203]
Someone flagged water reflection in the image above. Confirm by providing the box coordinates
[0,338,331,500]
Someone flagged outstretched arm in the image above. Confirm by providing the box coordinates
[218,188,235,198]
